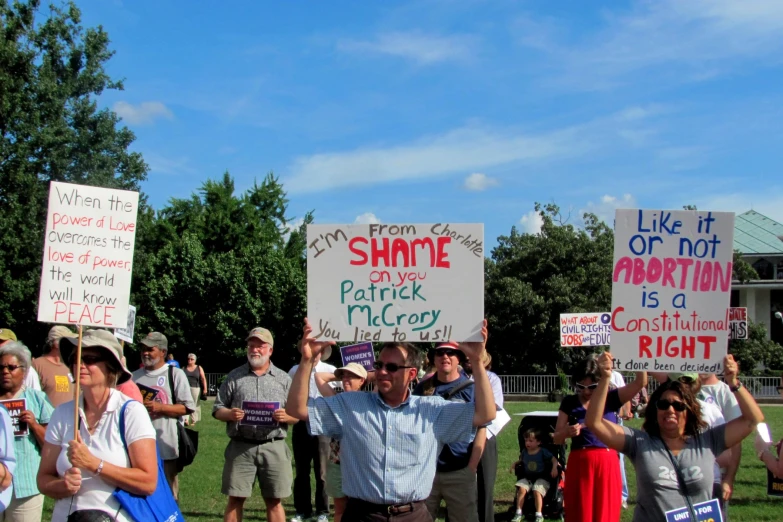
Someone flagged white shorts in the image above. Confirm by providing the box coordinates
[515,478,550,496]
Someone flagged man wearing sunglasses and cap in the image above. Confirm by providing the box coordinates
[412,342,485,522]
[214,327,299,522]
[287,319,496,522]
[288,343,336,522]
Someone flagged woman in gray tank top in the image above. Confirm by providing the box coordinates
[184,354,207,425]
[586,352,763,522]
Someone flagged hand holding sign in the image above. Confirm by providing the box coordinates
[596,352,614,379]
[300,318,336,362]
[724,354,739,387]
[457,319,488,361]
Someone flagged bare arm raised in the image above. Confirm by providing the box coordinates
[286,319,336,421]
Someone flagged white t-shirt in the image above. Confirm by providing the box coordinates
[289,361,337,400]
[44,390,156,522]
[699,382,741,421]
[698,399,726,485]
[24,366,41,391]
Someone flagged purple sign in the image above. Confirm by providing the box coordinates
[340,342,376,371]
[240,401,279,426]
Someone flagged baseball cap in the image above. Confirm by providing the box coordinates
[435,341,460,350]
[246,327,274,347]
[48,325,77,344]
[140,332,168,350]
[0,329,17,342]
[63,330,132,384]
[669,372,699,383]
[335,362,368,380]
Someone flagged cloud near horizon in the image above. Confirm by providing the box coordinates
[113,101,173,125]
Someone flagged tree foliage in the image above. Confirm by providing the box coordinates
[484,203,614,374]
[0,0,147,342]
[729,320,783,376]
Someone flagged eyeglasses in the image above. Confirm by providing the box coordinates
[575,383,598,390]
[372,361,414,373]
[434,348,459,358]
[655,399,687,412]
[0,364,22,373]
[677,376,696,385]
[69,355,105,366]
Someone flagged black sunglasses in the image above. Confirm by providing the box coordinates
[434,348,460,358]
[69,355,106,366]
[0,364,22,373]
[373,361,414,373]
[677,376,696,385]
[656,399,687,412]
[575,383,599,390]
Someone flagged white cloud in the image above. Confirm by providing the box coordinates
[582,194,636,223]
[113,101,173,125]
[282,217,306,243]
[518,0,783,89]
[354,212,381,225]
[337,32,476,64]
[284,125,581,194]
[689,191,783,226]
[463,173,498,191]
[520,210,543,234]
[145,153,194,176]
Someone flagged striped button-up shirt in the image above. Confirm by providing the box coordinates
[214,363,291,440]
[308,391,474,504]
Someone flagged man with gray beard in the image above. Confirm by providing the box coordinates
[214,327,299,522]
[132,331,196,500]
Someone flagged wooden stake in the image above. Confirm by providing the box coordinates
[72,324,83,440]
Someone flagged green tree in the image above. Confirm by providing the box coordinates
[0,0,147,343]
[729,320,783,376]
[485,203,614,374]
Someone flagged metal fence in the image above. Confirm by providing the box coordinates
[206,373,782,398]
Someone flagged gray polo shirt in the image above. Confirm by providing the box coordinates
[213,362,291,441]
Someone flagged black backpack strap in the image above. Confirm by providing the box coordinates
[440,379,474,401]
[167,364,178,404]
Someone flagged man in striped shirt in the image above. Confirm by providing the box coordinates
[287,319,496,522]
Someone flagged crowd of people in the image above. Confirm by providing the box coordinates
[0,321,775,522]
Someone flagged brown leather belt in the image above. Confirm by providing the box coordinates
[348,498,423,515]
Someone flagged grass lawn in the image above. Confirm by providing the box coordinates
[43,400,783,521]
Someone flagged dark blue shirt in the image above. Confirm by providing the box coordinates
[522,448,553,481]
[413,373,475,472]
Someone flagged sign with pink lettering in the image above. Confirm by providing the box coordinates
[610,209,735,374]
[307,224,484,343]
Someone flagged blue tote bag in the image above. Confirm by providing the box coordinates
[113,401,185,522]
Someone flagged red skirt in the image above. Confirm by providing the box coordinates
[564,447,621,522]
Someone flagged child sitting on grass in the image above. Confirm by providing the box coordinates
[509,428,558,522]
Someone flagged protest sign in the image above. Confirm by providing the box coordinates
[37,181,139,328]
[240,401,279,426]
[560,313,611,347]
[114,304,137,344]
[339,342,376,371]
[0,399,28,437]
[729,307,747,340]
[768,469,783,497]
[664,498,723,522]
[136,383,160,403]
[307,223,484,342]
[611,210,734,374]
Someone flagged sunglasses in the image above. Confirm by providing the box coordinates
[372,361,414,373]
[655,399,687,412]
[69,355,106,366]
[0,364,22,373]
[434,348,460,358]
[575,383,599,390]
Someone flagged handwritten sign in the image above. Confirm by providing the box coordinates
[307,224,484,342]
[664,498,723,522]
[560,313,611,347]
[340,342,376,371]
[240,401,279,426]
[729,307,747,340]
[611,210,735,374]
[37,181,139,327]
[114,304,137,344]
[0,399,28,437]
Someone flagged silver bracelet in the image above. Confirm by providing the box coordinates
[95,460,104,475]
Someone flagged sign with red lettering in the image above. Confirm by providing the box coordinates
[560,313,611,347]
[307,223,484,342]
[610,209,735,374]
[37,181,139,327]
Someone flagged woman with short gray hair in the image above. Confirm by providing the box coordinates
[183,354,207,425]
[0,341,53,521]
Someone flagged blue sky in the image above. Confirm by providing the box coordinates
[74,0,783,251]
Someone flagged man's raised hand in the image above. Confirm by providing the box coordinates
[300,318,335,362]
[457,319,488,360]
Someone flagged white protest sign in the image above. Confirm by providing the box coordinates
[307,223,484,342]
[114,304,137,344]
[560,313,611,347]
[611,209,735,373]
[37,181,139,328]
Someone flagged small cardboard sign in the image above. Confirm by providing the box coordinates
[240,401,279,426]
[664,498,723,522]
[114,304,137,344]
[729,307,747,340]
[136,383,160,403]
[559,313,612,347]
[0,399,28,437]
[339,342,376,371]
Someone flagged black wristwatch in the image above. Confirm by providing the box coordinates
[728,381,743,393]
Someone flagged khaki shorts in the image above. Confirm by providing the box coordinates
[222,439,293,499]
[515,478,550,496]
